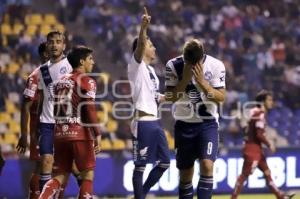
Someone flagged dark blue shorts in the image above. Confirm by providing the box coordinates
[174,120,219,169]
[132,120,170,166]
[38,123,55,155]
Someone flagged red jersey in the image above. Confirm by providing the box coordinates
[54,71,100,141]
[243,107,271,155]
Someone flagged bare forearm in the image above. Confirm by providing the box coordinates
[20,100,32,136]
[134,25,148,62]
[196,80,225,103]
[165,78,190,102]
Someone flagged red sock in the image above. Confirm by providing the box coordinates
[231,174,246,199]
[29,174,40,199]
[39,178,61,199]
[265,174,284,199]
[79,180,93,199]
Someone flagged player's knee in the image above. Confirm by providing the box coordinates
[41,155,53,167]
[200,159,214,176]
[180,168,194,183]
[80,169,94,181]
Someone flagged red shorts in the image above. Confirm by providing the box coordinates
[53,140,95,174]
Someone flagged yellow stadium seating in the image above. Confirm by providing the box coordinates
[112,139,126,150]
[26,25,38,36]
[99,72,110,85]
[55,23,65,32]
[7,62,20,74]
[0,112,11,123]
[9,120,20,134]
[40,25,52,36]
[25,14,43,25]
[44,14,57,25]
[97,111,108,123]
[4,133,18,144]
[1,24,12,35]
[12,23,24,35]
[100,139,112,150]
[5,100,16,114]
[100,101,113,113]
[106,119,118,133]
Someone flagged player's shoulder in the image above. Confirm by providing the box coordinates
[205,54,225,68]
[250,107,265,119]
[166,55,184,67]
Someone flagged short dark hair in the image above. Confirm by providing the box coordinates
[255,90,272,103]
[38,41,47,57]
[183,39,204,65]
[67,45,93,69]
[46,30,65,43]
[132,37,138,52]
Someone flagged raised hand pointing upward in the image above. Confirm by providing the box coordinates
[142,6,151,28]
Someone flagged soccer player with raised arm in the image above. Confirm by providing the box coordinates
[127,7,170,199]
[39,46,101,199]
[231,90,294,199]
[17,41,49,199]
[165,39,226,199]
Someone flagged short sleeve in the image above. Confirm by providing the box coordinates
[255,113,265,129]
[210,61,226,88]
[165,60,178,87]
[128,55,142,70]
[23,73,39,100]
[81,77,97,100]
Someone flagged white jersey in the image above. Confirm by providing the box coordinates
[38,57,73,123]
[165,54,226,123]
[127,55,160,117]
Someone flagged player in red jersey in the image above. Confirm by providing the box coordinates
[17,42,49,199]
[231,90,294,199]
[39,46,101,199]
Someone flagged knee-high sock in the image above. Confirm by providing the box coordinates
[143,163,169,194]
[179,181,193,199]
[29,173,40,199]
[231,174,247,199]
[132,166,145,199]
[39,173,51,192]
[79,180,93,199]
[265,174,284,199]
[197,175,213,199]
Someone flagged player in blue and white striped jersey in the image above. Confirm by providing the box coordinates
[165,39,226,199]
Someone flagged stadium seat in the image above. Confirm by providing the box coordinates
[100,101,113,113]
[4,133,18,144]
[1,23,12,35]
[99,72,110,85]
[7,62,20,74]
[0,112,11,123]
[26,24,38,36]
[25,14,43,25]
[5,100,16,114]
[40,25,52,36]
[100,139,112,150]
[112,139,126,150]
[44,14,57,25]
[8,120,20,134]
[106,119,118,133]
[12,23,24,35]
[97,111,109,123]
[55,23,65,33]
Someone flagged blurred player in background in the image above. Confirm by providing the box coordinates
[165,39,226,199]
[16,41,49,199]
[231,90,294,199]
[39,46,101,199]
[127,7,170,199]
